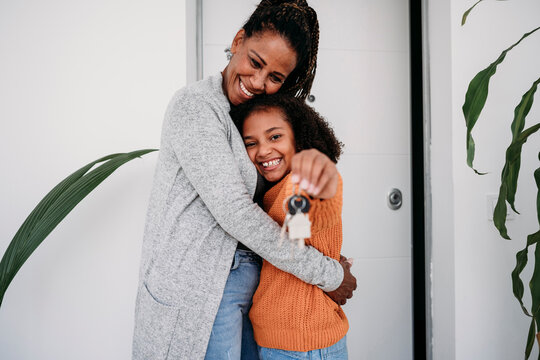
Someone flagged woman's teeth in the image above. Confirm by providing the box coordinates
[262,159,281,168]
[240,81,254,97]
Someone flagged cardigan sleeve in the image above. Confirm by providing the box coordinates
[164,92,343,292]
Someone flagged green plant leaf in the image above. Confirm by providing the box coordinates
[0,149,157,307]
[518,160,540,359]
[462,0,484,26]
[462,0,509,26]
[506,78,540,213]
[525,316,536,359]
[531,240,540,318]
[536,154,540,226]
[462,26,540,173]
[494,181,511,239]
[494,123,540,239]
[0,154,119,284]
[512,230,539,317]
[529,236,540,360]
[532,163,540,320]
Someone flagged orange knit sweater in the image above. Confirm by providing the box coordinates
[249,173,348,351]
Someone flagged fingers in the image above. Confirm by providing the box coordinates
[291,149,338,198]
[341,258,352,272]
[305,153,327,194]
[290,151,303,185]
[291,149,317,189]
[311,160,335,196]
[327,262,357,305]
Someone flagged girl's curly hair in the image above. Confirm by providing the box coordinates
[230,93,343,163]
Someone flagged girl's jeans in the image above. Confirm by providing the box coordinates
[258,336,348,360]
[205,249,262,360]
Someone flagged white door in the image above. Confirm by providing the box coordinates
[200,1,412,358]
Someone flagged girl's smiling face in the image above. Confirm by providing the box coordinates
[242,107,296,183]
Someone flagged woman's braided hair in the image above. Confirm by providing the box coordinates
[230,93,343,163]
[242,0,319,100]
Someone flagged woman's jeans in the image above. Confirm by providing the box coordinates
[258,336,348,360]
[205,249,262,360]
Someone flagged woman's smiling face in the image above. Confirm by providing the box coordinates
[242,107,296,183]
[222,30,297,106]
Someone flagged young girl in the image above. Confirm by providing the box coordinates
[230,94,348,359]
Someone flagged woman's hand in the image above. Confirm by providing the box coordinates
[326,255,357,305]
[290,149,339,199]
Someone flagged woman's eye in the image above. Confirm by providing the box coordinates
[270,75,283,84]
[250,58,261,69]
[244,142,256,148]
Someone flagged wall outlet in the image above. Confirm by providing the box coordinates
[486,194,516,221]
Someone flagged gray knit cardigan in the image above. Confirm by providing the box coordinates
[132,74,344,360]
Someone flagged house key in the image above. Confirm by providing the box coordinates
[284,194,311,248]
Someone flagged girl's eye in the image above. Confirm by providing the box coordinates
[244,142,256,148]
[270,134,282,141]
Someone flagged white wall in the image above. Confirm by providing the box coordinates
[430,0,540,358]
[0,1,186,359]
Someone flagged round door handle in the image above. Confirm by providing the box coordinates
[387,188,402,210]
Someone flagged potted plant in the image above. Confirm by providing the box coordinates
[462,1,540,358]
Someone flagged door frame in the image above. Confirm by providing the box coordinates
[409,0,429,359]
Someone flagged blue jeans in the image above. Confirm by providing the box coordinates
[205,249,262,360]
[258,336,348,360]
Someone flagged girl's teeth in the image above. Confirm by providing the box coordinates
[240,81,254,97]
[262,159,281,167]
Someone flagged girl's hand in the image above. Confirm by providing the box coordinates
[290,149,338,199]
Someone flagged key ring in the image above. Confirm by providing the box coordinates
[288,195,308,214]
[282,180,311,215]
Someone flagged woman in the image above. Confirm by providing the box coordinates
[132,1,356,359]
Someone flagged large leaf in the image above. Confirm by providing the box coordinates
[511,230,539,317]
[531,164,540,321]
[507,78,540,213]
[513,161,540,359]
[525,316,537,359]
[536,164,540,360]
[528,236,540,360]
[494,122,540,239]
[531,232,540,318]
[536,153,540,226]
[0,153,117,293]
[462,26,540,173]
[494,180,511,240]
[512,159,540,316]
[0,149,157,307]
